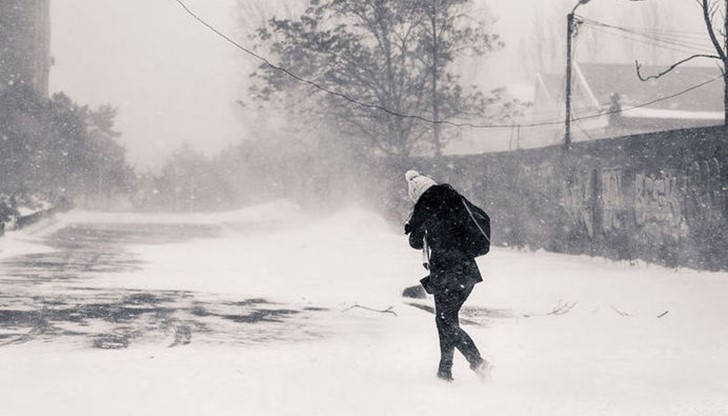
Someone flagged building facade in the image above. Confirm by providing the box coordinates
[0,0,51,96]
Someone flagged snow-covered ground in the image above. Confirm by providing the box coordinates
[1,201,727,416]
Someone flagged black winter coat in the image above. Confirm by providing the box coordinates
[405,184,483,293]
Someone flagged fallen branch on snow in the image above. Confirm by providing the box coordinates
[610,305,632,317]
[548,300,577,316]
[523,300,577,318]
[342,304,397,317]
[611,305,671,318]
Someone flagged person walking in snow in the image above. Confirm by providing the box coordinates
[404,170,488,382]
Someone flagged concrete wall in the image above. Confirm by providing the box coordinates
[390,126,728,270]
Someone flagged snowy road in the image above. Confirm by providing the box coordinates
[0,220,331,348]
[1,202,727,416]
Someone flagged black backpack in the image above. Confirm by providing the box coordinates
[460,197,491,257]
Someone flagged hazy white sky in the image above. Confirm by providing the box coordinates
[49,0,711,169]
[50,0,245,170]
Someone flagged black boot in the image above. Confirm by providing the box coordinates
[470,357,491,381]
[437,370,454,382]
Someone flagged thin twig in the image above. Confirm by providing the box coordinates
[635,54,722,81]
[342,303,398,317]
[548,300,578,316]
[657,310,670,318]
[523,300,577,317]
[610,305,632,317]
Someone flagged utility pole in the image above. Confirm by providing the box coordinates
[564,0,592,149]
[564,12,575,149]
[431,0,442,160]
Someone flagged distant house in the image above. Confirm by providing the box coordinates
[523,62,724,147]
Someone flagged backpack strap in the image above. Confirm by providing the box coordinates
[421,233,430,270]
[462,198,490,243]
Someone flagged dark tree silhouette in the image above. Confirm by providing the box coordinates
[248,0,518,159]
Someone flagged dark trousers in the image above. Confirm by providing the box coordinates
[434,285,481,375]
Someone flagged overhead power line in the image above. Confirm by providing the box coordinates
[585,25,715,56]
[580,17,709,38]
[174,0,723,130]
[173,0,468,127]
[579,17,716,55]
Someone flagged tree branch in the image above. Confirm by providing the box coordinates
[522,300,577,317]
[610,305,632,317]
[703,0,727,61]
[635,54,722,81]
[342,303,398,316]
[548,300,577,316]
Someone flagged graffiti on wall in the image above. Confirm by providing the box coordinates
[634,172,684,232]
[600,167,624,233]
[523,163,555,180]
[685,158,725,228]
[554,159,724,242]
[405,127,728,270]
[562,169,595,238]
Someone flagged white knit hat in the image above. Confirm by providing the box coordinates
[405,170,437,203]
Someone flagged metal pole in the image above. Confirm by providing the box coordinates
[431,0,442,160]
[564,11,574,149]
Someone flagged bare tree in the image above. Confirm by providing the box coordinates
[420,0,501,158]
[248,0,508,159]
[634,0,727,125]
